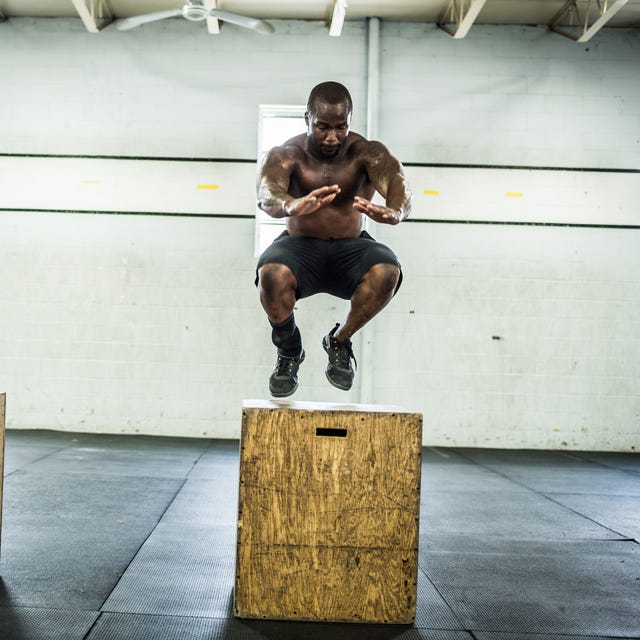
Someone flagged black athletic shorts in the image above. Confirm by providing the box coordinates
[255,230,402,300]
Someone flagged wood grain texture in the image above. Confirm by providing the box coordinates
[235,400,423,624]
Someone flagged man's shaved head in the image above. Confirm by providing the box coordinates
[307,81,353,116]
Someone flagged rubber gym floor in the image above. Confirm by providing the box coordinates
[0,429,638,640]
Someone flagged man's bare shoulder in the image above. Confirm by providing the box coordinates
[260,139,305,177]
[346,131,367,151]
[348,135,391,161]
[274,133,306,159]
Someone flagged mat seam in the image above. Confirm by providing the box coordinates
[81,611,103,640]
[4,436,92,478]
[416,565,469,632]
[94,440,215,613]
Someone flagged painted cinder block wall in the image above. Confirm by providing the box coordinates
[0,18,638,449]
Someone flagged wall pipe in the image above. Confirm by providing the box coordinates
[366,16,380,139]
[359,16,380,405]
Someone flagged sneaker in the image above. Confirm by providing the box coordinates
[322,324,357,391]
[269,350,305,398]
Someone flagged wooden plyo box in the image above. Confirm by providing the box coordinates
[234,399,423,624]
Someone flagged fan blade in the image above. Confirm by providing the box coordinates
[210,10,274,35]
[114,10,182,31]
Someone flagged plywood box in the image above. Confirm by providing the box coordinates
[234,399,423,624]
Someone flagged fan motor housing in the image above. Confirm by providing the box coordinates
[182,0,209,21]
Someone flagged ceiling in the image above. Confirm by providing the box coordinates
[1,0,639,35]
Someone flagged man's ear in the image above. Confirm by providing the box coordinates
[304,111,310,126]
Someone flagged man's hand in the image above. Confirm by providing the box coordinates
[286,185,341,217]
[353,196,402,225]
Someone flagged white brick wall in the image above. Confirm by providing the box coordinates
[0,17,638,449]
[374,222,640,450]
[1,18,368,157]
[381,24,640,168]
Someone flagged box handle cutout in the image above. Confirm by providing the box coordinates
[315,427,347,438]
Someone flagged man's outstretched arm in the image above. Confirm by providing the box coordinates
[257,146,340,218]
[354,141,412,225]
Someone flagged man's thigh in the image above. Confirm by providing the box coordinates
[256,234,325,299]
[325,234,402,299]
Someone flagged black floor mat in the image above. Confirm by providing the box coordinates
[89,612,475,640]
[0,471,183,609]
[102,522,236,617]
[0,604,98,640]
[2,434,638,639]
[422,538,640,636]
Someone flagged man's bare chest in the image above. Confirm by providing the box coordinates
[290,158,367,196]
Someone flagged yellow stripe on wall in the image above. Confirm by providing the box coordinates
[423,189,440,195]
[198,184,219,190]
[505,192,523,197]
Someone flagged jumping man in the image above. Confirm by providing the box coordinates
[256,81,412,397]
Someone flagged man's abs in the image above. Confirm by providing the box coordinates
[286,204,364,239]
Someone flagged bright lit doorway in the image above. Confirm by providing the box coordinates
[255,104,306,256]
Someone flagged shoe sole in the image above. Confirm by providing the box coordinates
[270,383,298,398]
[324,370,352,391]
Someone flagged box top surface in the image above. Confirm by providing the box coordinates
[243,399,419,415]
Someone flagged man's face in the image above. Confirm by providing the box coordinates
[305,99,351,158]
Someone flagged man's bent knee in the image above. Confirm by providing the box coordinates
[258,263,297,294]
[362,263,401,295]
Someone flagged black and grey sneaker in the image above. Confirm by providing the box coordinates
[269,350,305,398]
[322,324,357,391]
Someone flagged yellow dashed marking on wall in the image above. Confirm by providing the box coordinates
[423,189,440,195]
[505,192,523,198]
[197,184,219,190]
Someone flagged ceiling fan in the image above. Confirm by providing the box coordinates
[113,0,275,34]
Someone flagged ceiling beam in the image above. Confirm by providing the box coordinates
[550,0,629,42]
[579,0,629,41]
[71,0,113,33]
[204,0,221,35]
[329,0,348,37]
[438,0,487,39]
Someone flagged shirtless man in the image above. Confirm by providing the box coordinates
[256,81,412,397]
